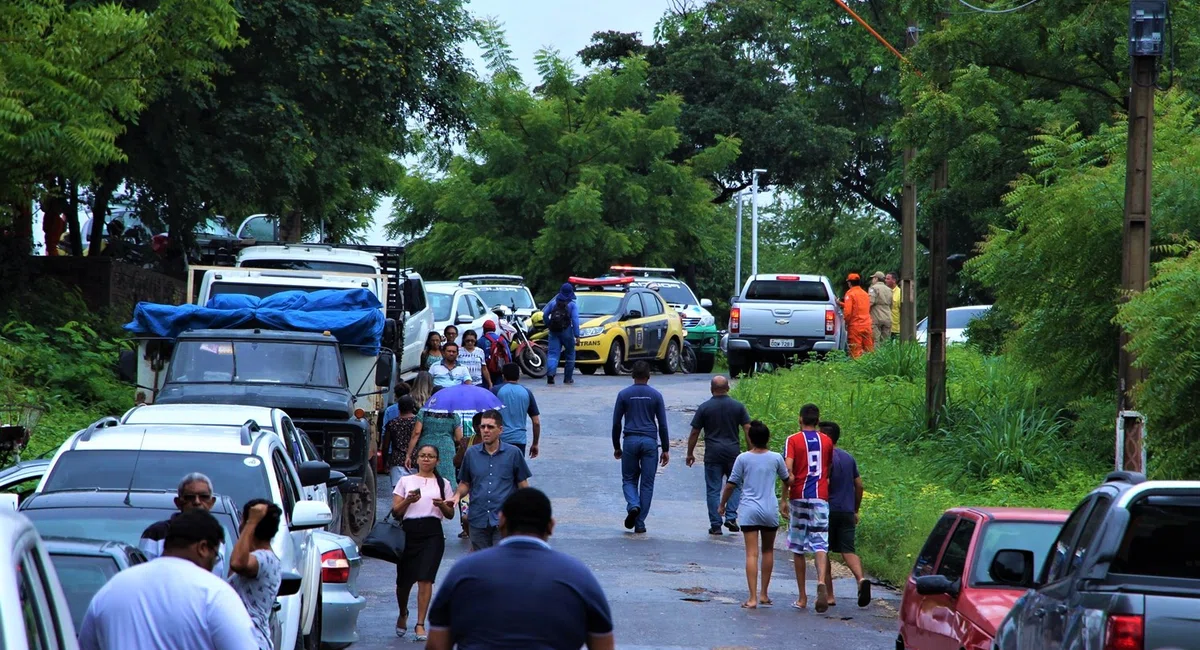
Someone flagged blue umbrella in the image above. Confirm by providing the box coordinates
[422,383,504,415]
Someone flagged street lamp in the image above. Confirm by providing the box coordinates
[750,169,766,276]
[734,191,746,299]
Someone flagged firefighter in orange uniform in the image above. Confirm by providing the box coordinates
[840,273,874,359]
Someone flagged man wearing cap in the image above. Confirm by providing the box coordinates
[840,274,873,359]
[868,271,893,346]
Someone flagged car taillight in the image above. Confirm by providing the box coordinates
[825,309,835,335]
[1104,614,1143,650]
[321,549,351,584]
[730,307,740,334]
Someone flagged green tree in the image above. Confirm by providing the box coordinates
[388,51,741,296]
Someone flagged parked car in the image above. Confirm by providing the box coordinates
[0,509,80,649]
[313,531,367,649]
[569,276,687,375]
[456,274,539,319]
[916,305,992,345]
[42,537,146,632]
[606,266,721,374]
[425,282,499,344]
[991,471,1200,650]
[726,273,846,377]
[898,506,1068,650]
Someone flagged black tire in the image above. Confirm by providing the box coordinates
[604,340,625,376]
[517,345,549,378]
[728,353,749,378]
[303,586,322,650]
[697,352,716,374]
[341,467,376,545]
[580,366,598,375]
[660,339,681,375]
[680,344,697,374]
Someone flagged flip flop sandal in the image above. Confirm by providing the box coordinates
[791,601,807,610]
[858,579,872,607]
[815,585,830,613]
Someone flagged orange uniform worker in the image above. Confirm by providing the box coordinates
[840,273,874,359]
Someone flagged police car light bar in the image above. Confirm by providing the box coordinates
[569,276,634,287]
[608,265,676,277]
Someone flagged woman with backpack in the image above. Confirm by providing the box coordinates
[391,444,455,641]
[542,282,580,385]
[479,320,511,388]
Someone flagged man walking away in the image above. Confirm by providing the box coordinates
[868,271,893,347]
[430,342,472,388]
[841,274,873,359]
[543,282,580,385]
[612,360,669,533]
[886,272,900,339]
[139,472,228,577]
[493,363,542,458]
[446,409,532,551]
[686,375,751,535]
[819,421,870,608]
[79,510,257,650]
[782,403,835,613]
[427,488,614,650]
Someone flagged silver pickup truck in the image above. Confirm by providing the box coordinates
[725,273,846,377]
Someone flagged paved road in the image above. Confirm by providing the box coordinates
[354,372,901,649]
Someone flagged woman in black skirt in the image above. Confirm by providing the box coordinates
[391,444,455,641]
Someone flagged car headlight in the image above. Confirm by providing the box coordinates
[580,326,606,338]
[332,449,350,461]
[332,436,351,449]
[698,314,715,327]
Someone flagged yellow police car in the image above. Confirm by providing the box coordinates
[568,276,687,375]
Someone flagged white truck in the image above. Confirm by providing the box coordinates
[725,273,847,377]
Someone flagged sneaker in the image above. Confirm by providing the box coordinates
[624,507,640,530]
[634,525,647,534]
[547,376,555,385]
[724,520,740,533]
[708,525,723,535]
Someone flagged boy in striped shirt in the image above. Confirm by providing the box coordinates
[781,403,835,612]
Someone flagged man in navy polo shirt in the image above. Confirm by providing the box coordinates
[426,488,614,650]
[446,408,532,550]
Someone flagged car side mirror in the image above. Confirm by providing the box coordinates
[326,470,347,488]
[700,298,713,308]
[289,500,333,531]
[914,574,961,597]
[375,349,394,388]
[456,314,473,325]
[297,460,331,487]
[624,310,642,321]
[278,570,302,597]
[990,549,1036,588]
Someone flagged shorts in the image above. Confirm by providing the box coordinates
[828,511,857,554]
[787,499,830,555]
[740,525,778,533]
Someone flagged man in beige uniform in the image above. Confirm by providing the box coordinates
[868,271,893,346]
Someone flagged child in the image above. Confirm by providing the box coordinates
[719,420,792,609]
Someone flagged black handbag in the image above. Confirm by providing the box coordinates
[362,514,406,563]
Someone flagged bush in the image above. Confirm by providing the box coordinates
[929,402,1068,485]
[963,305,1014,356]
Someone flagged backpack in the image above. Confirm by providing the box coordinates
[484,331,511,375]
[548,299,571,332]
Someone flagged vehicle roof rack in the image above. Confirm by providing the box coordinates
[458,274,526,285]
[78,417,121,443]
[608,265,677,278]
[239,419,261,446]
[1104,470,1147,485]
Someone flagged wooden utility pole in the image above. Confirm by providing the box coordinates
[900,22,919,342]
[925,162,949,431]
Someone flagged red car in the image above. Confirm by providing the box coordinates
[897,507,1069,650]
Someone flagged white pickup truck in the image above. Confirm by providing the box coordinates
[725,273,846,377]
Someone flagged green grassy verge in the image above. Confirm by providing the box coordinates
[731,342,1106,586]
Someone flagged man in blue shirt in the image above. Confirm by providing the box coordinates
[447,408,532,550]
[819,421,870,608]
[542,282,580,385]
[492,363,542,457]
[426,488,614,650]
[612,360,670,534]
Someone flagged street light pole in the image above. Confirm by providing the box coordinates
[734,192,744,298]
[750,169,765,276]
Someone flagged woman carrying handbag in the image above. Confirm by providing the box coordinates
[391,444,455,641]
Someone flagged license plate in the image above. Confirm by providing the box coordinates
[769,339,794,348]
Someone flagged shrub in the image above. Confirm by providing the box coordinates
[929,402,1068,485]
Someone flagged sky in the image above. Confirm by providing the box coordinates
[359,0,673,245]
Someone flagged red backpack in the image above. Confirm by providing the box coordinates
[484,331,511,375]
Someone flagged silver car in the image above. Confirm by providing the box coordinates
[313,531,367,649]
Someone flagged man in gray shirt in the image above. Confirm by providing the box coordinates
[686,376,751,535]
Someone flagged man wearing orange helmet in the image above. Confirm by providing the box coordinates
[840,274,873,359]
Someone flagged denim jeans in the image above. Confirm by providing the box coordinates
[621,435,658,528]
[546,330,576,380]
[705,460,740,527]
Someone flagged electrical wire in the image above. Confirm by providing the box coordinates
[953,0,1044,14]
[832,0,922,76]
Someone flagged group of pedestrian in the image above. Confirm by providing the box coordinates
[841,270,899,358]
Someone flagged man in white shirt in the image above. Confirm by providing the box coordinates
[430,342,472,388]
[79,510,258,650]
[139,472,228,577]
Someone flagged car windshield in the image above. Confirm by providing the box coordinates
[209,282,325,300]
[970,521,1062,586]
[166,340,346,388]
[240,260,377,276]
[47,553,122,630]
[642,282,696,307]
[1111,498,1200,579]
[576,294,624,317]
[428,292,453,321]
[744,280,830,301]
[42,450,273,510]
[473,287,535,310]
[196,217,235,238]
[947,307,989,329]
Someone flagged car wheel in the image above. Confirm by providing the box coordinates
[603,340,624,376]
[660,339,680,375]
[341,467,376,545]
[580,366,598,375]
[303,586,322,650]
[728,352,749,378]
[697,352,715,374]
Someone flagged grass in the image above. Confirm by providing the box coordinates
[731,341,1106,586]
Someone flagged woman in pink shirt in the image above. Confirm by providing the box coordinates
[391,444,455,641]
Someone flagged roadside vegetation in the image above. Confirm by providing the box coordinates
[732,342,1107,586]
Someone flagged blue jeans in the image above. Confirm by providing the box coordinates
[621,436,658,528]
[546,330,575,380]
[705,460,740,527]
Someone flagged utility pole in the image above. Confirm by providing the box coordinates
[925,162,949,431]
[900,22,919,342]
[750,169,765,276]
[734,191,745,298]
[1117,0,1166,473]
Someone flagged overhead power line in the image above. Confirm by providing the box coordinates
[832,0,922,76]
[953,0,1044,14]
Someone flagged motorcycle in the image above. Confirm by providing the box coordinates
[493,306,549,379]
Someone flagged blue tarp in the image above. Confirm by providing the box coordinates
[124,289,385,351]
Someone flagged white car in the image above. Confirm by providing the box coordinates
[425,283,499,344]
[0,509,79,649]
[916,304,992,345]
[455,275,539,319]
[33,418,333,650]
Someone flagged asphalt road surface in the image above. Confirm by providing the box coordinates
[355,371,902,649]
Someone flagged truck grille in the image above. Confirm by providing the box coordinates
[681,317,701,328]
